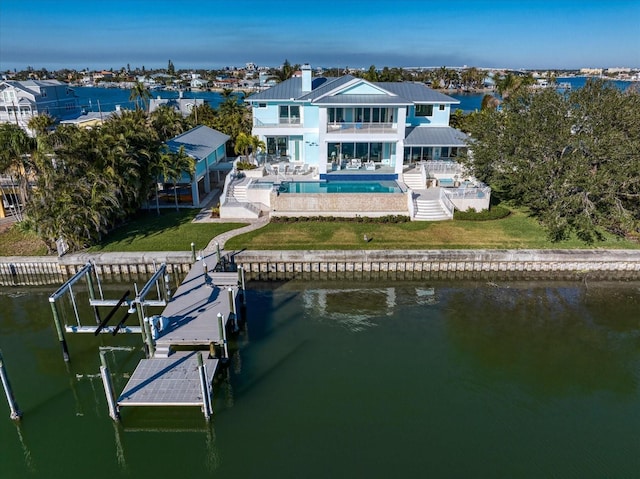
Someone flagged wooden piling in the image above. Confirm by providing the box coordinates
[99,352,119,421]
[191,242,196,262]
[197,352,212,420]
[143,317,155,357]
[227,288,238,332]
[48,299,70,362]
[217,313,228,359]
[0,350,22,420]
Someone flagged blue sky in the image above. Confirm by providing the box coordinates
[1,0,638,71]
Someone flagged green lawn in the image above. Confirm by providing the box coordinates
[87,210,248,253]
[1,207,638,257]
[224,209,639,250]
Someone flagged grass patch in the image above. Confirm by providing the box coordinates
[225,208,640,250]
[88,210,248,252]
[0,224,49,256]
[2,206,637,256]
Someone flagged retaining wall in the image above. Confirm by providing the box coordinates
[233,249,640,281]
[271,192,408,217]
[1,249,639,286]
[0,252,193,286]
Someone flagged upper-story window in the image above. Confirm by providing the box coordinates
[41,89,47,98]
[279,105,300,124]
[1,90,17,102]
[439,104,446,111]
[415,104,433,117]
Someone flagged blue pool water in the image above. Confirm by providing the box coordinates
[278,181,402,194]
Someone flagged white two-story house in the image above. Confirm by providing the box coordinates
[246,64,469,180]
[0,80,81,133]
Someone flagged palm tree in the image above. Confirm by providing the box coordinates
[159,146,195,212]
[129,81,152,112]
[150,104,187,142]
[234,132,252,159]
[234,133,265,162]
[0,123,36,217]
[495,72,536,102]
[249,135,266,162]
[266,59,299,83]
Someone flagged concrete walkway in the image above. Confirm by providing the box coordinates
[190,189,270,252]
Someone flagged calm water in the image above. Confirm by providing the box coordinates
[1,278,640,478]
[73,77,636,117]
[73,87,224,113]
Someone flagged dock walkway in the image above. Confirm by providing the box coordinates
[116,253,241,412]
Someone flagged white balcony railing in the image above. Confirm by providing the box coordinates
[254,118,301,128]
[326,122,397,134]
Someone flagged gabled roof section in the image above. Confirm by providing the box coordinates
[245,77,302,101]
[166,125,229,161]
[297,75,358,101]
[404,126,469,146]
[377,82,459,104]
[246,74,460,106]
[313,95,410,106]
[247,76,338,102]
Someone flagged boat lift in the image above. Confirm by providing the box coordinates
[48,261,171,361]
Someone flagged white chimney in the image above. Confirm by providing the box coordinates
[301,64,311,92]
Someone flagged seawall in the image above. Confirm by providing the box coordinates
[1,249,639,286]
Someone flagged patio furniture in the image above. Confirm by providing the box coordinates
[346,158,362,170]
[365,161,376,171]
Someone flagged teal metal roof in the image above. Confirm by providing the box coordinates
[246,75,459,106]
[166,125,229,160]
[404,126,469,146]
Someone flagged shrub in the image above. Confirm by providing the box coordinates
[236,160,257,171]
[454,205,511,221]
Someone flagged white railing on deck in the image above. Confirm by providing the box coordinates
[423,160,465,176]
[444,184,491,200]
[439,188,456,218]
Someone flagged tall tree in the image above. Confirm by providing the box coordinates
[463,79,640,243]
[0,123,36,215]
[159,146,195,212]
[129,81,152,111]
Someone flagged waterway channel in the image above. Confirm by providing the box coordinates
[1,277,639,478]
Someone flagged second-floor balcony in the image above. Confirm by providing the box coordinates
[326,122,397,134]
[254,118,301,128]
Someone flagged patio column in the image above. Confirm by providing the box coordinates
[191,181,200,208]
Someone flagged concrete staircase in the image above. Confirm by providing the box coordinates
[229,183,248,202]
[413,197,452,221]
[403,171,425,190]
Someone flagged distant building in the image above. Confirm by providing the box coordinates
[0,79,81,133]
[580,68,603,75]
[149,93,206,117]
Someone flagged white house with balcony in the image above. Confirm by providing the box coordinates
[220,65,489,220]
[0,80,81,133]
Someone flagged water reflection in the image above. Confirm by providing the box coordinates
[443,282,640,396]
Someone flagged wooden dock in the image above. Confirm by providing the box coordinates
[115,254,242,416]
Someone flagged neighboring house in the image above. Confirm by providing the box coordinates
[0,80,81,132]
[164,125,230,207]
[149,93,205,117]
[60,110,119,128]
[245,64,468,179]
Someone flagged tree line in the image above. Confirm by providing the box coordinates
[459,79,640,243]
[0,85,251,253]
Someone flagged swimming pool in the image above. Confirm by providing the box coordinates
[278,180,402,194]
